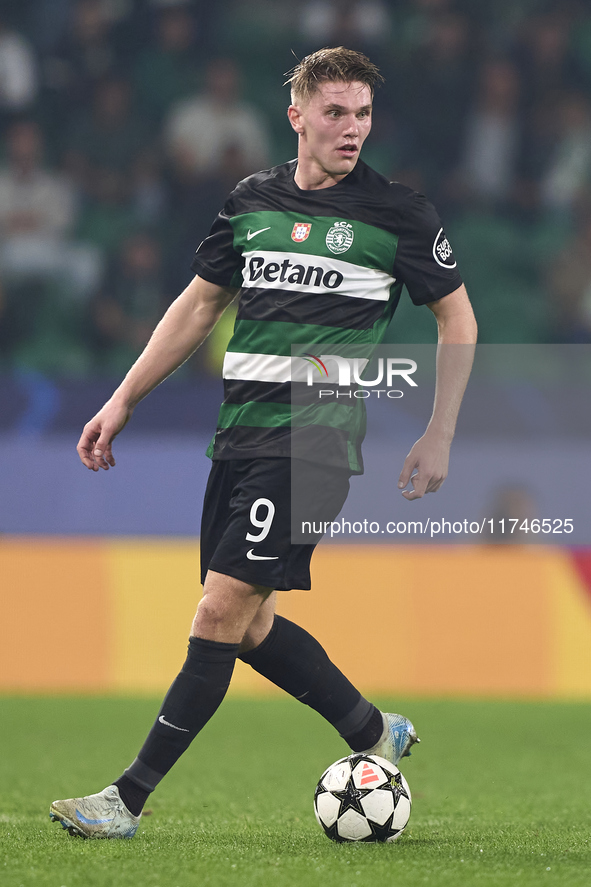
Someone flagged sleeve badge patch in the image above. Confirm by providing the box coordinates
[433,227,457,268]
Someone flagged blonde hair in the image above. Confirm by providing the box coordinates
[285,46,383,105]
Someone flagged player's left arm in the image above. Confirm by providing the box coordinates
[398,283,477,500]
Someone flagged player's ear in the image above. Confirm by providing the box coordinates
[288,104,304,134]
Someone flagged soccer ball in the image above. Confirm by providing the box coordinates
[314,753,411,843]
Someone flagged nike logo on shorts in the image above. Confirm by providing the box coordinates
[247,549,279,560]
[246,227,271,240]
[158,715,190,732]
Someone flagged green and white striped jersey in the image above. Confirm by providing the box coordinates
[192,159,462,472]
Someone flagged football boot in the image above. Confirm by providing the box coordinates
[50,784,140,839]
[362,712,420,766]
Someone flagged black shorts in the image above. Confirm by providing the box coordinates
[200,458,351,590]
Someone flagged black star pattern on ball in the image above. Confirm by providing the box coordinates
[390,771,411,806]
[328,752,381,820]
[360,811,402,843]
[332,778,372,819]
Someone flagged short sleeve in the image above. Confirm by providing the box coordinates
[190,196,244,288]
[393,191,463,306]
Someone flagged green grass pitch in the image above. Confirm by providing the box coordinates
[1,696,590,887]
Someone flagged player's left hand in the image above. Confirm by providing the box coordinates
[397,432,450,500]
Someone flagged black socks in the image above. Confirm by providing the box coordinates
[239,615,383,751]
[113,774,148,817]
[116,618,383,817]
[345,705,385,752]
[116,636,239,814]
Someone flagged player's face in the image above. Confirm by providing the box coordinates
[289,81,373,186]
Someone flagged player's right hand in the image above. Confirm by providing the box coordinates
[76,400,133,471]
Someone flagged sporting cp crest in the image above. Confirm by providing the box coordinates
[291,222,312,242]
[326,221,354,254]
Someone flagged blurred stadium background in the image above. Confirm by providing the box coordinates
[1,0,591,699]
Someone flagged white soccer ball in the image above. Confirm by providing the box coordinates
[314,753,411,843]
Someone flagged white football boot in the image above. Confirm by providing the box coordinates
[50,785,140,839]
[362,712,420,766]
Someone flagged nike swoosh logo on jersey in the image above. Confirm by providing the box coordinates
[246,227,271,240]
[274,293,300,308]
[158,715,190,732]
[247,549,279,560]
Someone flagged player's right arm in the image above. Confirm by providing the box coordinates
[77,275,238,471]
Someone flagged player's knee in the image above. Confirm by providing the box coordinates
[194,595,227,630]
[193,593,246,637]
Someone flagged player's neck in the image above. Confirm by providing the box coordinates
[294,156,351,191]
